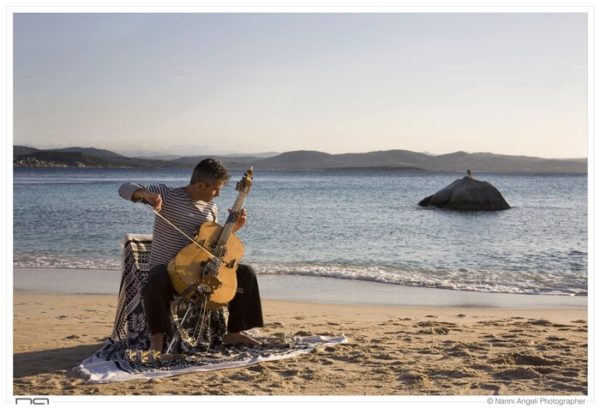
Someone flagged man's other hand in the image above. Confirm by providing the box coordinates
[137,190,162,212]
[231,208,247,233]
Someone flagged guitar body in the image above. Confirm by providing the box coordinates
[166,167,253,310]
[167,221,244,308]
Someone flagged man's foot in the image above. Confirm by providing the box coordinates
[158,353,185,362]
[223,332,261,346]
[149,333,164,353]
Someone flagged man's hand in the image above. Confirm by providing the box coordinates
[231,208,247,233]
[136,189,162,212]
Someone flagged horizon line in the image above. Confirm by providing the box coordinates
[13,143,588,161]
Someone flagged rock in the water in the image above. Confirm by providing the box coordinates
[418,176,510,210]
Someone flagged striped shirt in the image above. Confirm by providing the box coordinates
[118,183,218,269]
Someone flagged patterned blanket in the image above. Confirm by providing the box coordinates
[75,234,346,383]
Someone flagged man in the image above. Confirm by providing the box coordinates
[118,158,263,353]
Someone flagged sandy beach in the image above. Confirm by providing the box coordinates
[12,271,588,397]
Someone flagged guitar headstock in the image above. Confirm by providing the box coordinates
[236,167,253,194]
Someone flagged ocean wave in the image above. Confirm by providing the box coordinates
[252,263,587,296]
[13,255,120,270]
[12,256,587,296]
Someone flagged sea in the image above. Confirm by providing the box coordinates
[12,168,588,296]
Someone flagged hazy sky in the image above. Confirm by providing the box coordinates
[13,12,588,158]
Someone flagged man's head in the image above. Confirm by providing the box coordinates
[186,159,230,202]
[190,158,230,185]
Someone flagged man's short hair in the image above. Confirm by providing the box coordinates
[190,159,230,185]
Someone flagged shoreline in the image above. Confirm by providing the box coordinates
[13,267,587,309]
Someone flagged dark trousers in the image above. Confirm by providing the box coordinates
[142,263,264,336]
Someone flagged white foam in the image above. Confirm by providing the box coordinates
[252,262,586,296]
[13,255,120,270]
[12,257,586,296]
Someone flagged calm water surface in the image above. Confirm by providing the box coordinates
[13,168,588,296]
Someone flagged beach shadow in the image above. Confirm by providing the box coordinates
[14,343,103,377]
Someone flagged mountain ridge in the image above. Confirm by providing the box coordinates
[13,145,587,173]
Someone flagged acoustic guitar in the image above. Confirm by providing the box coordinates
[167,168,253,310]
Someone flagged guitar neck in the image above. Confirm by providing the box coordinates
[215,192,248,252]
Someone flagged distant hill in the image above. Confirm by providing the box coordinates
[14,148,171,169]
[170,155,259,168]
[133,154,187,161]
[254,150,432,170]
[253,150,335,170]
[423,151,587,173]
[14,146,40,156]
[250,150,586,173]
[14,151,119,168]
[48,146,129,161]
[13,145,587,173]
